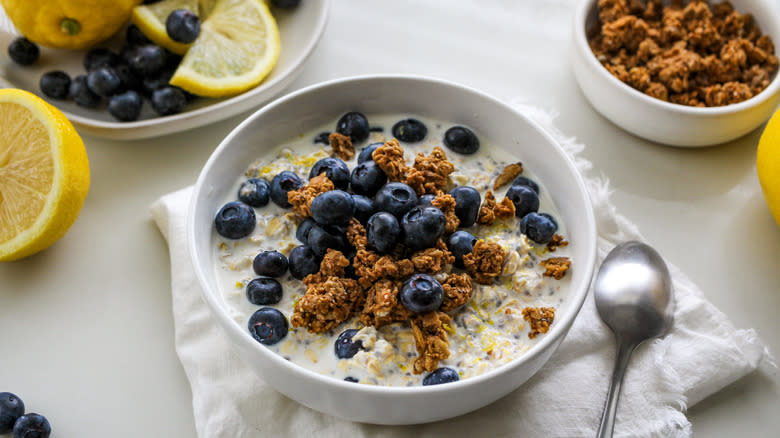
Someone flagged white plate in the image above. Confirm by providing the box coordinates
[0,0,330,140]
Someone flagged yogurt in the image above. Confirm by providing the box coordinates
[213,114,571,386]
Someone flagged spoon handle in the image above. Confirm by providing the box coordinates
[596,340,637,438]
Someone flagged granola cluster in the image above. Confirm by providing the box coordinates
[588,0,778,106]
[522,307,556,339]
[285,138,565,375]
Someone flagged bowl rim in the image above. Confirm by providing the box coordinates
[24,0,331,134]
[187,74,598,395]
[573,0,780,115]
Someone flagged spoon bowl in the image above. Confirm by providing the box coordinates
[593,241,674,437]
[595,242,674,344]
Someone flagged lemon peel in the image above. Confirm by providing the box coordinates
[757,108,780,228]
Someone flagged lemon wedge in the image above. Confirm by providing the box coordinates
[757,108,780,228]
[169,0,280,98]
[0,89,90,262]
[132,0,217,55]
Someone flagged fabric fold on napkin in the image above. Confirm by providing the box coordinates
[150,104,770,438]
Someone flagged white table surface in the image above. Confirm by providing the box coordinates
[1,0,778,436]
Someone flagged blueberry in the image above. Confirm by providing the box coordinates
[8,37,38,66]
[107,90,143,122]
[401,206,446,251]
[166,9,201,43]
[336,111,370,143]
[114,63,142,92]
[392,118,427,142]
[422,367,459,386]
[12,413,50,438]
[351,195,376,224]
[214,201,256,239]
[309,157,350,190]
[253,250,288,277]
[83,48,120,71]
[417,194,436,207]
[127,44,167,77]
[120,45,136,64]
[151,86,186,115]
[335,328,364,359]
[247,308,288,345]
[295,217,316,244]
[313,132,330,145]
[87,66,121,97]
[540,212,558,229]
[270,171,303,208]
[400,273,444,313]
[0,392,24,434]
[511,176,540,194]
[310,190,355,225]
[350,161,387,197]
[164,50,184,69]
[443,126,479,154]
[141,67,175,96]
[39,71,71,99]
[449,186,481,228]
[447,230,476,268]
[519,212,558,244]
[288,245,320,279]
[238,178,270,207]
[271,0,300,8]
[307,224,348,258]
[69,75,101,108]
[506,185,540,218]
[344,376,359,383]
[374,182,418,218]
[126,24,152,46]
[357,142,382,163]
[246,277,283,305]
[366,212,401,254]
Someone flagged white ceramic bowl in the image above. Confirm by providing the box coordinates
[571,0,780,147]
[0,0,329,140]
[188,75,598,424]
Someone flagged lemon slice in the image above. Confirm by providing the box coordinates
[0,89,90,262]
[132,0,218,55]
[169,0,280,98]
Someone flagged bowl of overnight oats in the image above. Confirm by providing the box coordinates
[572,0,780,146]
[187,75,597,424]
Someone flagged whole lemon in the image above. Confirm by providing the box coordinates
[0,0,142,50]
[757,108,780,228]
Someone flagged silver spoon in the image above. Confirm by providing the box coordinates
[594,241,674,438]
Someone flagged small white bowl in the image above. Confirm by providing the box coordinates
[571,0,780,147]
[187,75,598,424]
[0,0,330,140]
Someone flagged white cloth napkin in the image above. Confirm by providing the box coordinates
[150,105,771,438]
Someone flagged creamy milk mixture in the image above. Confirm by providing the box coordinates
[213,114,572,386]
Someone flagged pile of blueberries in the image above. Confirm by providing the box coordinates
[0,392,51,438]
[6,11,201,122]
[213,111,559,385]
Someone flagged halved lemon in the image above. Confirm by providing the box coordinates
[132,0,217,55]
[169,0,280,98]
[0,89,90,262]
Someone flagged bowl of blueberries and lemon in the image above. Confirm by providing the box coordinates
[188,75,597,424]
[2,0,299,123]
